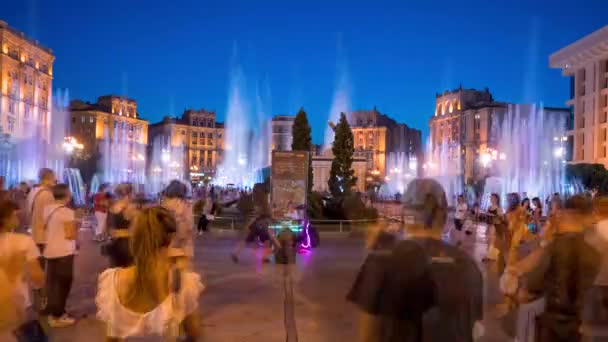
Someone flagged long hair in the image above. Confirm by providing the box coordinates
[127,206,176,302]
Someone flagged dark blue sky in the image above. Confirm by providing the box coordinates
[3,0,607,143]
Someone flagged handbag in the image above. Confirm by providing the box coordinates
[205,214,215,221]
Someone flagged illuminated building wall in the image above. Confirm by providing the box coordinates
[0,20,54,141]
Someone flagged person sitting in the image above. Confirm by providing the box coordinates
[96,206,203,341]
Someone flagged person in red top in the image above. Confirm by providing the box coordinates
[93,184,110,242]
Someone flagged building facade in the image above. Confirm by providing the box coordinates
[550,25,608,166]
[271,115,294,152]
[312,155,368,193]
[69,96,149,183]
[0,20,54,141]
[148,109,225,183]
[348,108,422,176]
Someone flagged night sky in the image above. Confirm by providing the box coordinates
[3,0,607,143]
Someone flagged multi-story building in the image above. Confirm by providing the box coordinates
[148,109,225,182]
[429,87,571,182]
[550,25,608,166]
[69,96,149,183]
[312,155,368,193]
[0,20,54,141]
[348,108,422,175]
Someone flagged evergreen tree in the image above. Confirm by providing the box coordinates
[291,108,314,193]
[328,113,356,198]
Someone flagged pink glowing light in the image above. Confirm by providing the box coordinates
[300,220,311,249]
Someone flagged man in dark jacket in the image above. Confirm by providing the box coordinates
[347,179,484,341]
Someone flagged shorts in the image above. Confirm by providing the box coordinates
[245,228,270,244]
[454,219,464,231]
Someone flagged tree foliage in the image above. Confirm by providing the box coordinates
[291,108,313,193]
[566,163,608,193]
[328,113,356,198]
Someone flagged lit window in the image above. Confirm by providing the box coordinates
[200,132,205,138]
[192,132,197,138]
[90,116,95,123]
[82,116,86,123]
[207,133,213,139]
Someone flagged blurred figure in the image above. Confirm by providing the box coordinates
[509,195,600,342]
[231,205,274,264]
[93,184,110,242]
[162,180,194,267]
[106,183,136,268]
[453,194,468,246]
[0,200,45,340]
[348,179,483,341]
[96,206,203,341]
[43,184,79,327]
[483,193,505,265]
[25,168,57,254]
[10,182,30,233]
[197,196,215,236]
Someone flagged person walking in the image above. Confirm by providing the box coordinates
[508,195,601,341]
[106,183,136,268]
[42,184,79,328]
[93,184,110,242]
[197,196,214,236]
[25,168,57,255]
[0,200,45,340]
[96,206,203,341]
[453,194,468,246]
[348,179,484,341]
[162,180,194,267]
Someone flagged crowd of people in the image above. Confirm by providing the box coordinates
[0,167,607,341]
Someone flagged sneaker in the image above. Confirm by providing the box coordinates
[48,314,76,328]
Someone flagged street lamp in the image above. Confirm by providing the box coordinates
[63,136,84,154]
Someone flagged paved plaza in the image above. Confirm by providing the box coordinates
[48,223,511,341]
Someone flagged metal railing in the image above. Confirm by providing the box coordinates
[195,215,379,233]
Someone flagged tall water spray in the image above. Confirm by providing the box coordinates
[483,104,566,207]
[99,116,146,185]
[380,152,418,197]
[424,138,463,205]
[147,135,186,194]
[214,66,269,188]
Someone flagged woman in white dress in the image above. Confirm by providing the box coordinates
[96,206,203,341]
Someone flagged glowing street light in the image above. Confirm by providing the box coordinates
[63,136,84,154]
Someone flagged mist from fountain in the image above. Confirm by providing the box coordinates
[146,135,186,195]
[99,111,146,186]
[323,65,351,153]
[424,138,463,205]
[379,152,417,198]
[483,104,566,208]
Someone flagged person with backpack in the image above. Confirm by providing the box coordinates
[25,168,57,255]
[347,178,484,342]
[42,184,79,328]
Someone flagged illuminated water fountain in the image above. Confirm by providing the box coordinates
[214,65,269,188]
[380,152,417,197]
[482,104,567,206]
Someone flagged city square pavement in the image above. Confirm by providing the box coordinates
[47,223,511,341]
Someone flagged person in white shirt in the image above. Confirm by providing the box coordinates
[454,194,468,246]
[0,200,45,340]
[96,206,203,341]
[25,168,57,255]
[42,184,78,328]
